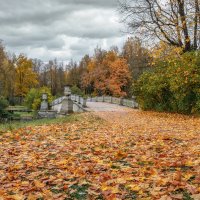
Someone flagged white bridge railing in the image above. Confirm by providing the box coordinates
[87,96,138,109]
[51,95,138,109]
[51,95,87,107]
[71,95,87,107]
[51,96,65,106]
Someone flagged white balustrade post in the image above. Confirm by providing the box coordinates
[83,97,87,107]
[120,97,124,106]
[78,96,81,104]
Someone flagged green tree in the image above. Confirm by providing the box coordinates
[24,87,53,110]
[0,96,9,119]
[71,85,84,96]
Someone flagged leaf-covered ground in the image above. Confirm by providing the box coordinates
[0,110,200,200]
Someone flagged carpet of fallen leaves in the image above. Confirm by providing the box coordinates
[0,110,200,200]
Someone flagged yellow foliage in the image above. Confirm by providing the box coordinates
[14,55,38,98]
[151,42,183,65]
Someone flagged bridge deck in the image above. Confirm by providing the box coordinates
[85,102,133,112]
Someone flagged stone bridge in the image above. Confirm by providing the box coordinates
[51,95,138,113]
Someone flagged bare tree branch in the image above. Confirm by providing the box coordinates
[119,0,200,51]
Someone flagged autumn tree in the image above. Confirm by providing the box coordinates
[56,64,67,96]
[108,57,131,97]
[81,58,96,94]
[32,58,43,74]
[47,60,58,96]
[38,59,67,96]
[151,41,184,65]
[39,64,48,88]
[0,43,9,96]
[66,60,81,87]
[14,55,38,103]
[93,50,116,95]
[119,0,200,52]
[0,42,15,102]
[81,50,131,97]
[122,37,151,80]
[81,50,111,96]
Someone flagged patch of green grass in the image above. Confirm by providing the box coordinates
[7,191,15,195]
[162,166,177,172]
[0,114,82,132]
[13,112,36,118]
[183,191,193,200]
[117,160,132,167]
[47,154,57,159]
[66,184,89,200]
[188,175,196,183]
[14,111,34,117]
[111,164,121,169]
[171,189,193,200]
[95,194,104,200]
[180,165,193,172]
[125,191,138,200]
[7,105,27,110]
[51,187,64,194]
[137,161,154,166]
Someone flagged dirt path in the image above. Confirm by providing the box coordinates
[87,102,200,136]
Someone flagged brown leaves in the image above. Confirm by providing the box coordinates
[0,111,200,199]
[34,180,45,189]
[114,150,128,160]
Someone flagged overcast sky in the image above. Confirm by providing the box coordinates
[0,0,128,62]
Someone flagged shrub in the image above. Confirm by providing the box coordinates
[71,85,84,96]
[134,51,200,114]
[24,87,54,110]
[0,97,9,118]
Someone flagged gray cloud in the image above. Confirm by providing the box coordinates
[0,0,127,62]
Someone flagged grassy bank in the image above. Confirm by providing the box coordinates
[0,114,81,133]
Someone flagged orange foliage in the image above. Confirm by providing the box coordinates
[82,50,131,97]
[108,58,131,97]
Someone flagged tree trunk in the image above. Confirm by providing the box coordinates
[176,0,191,51]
